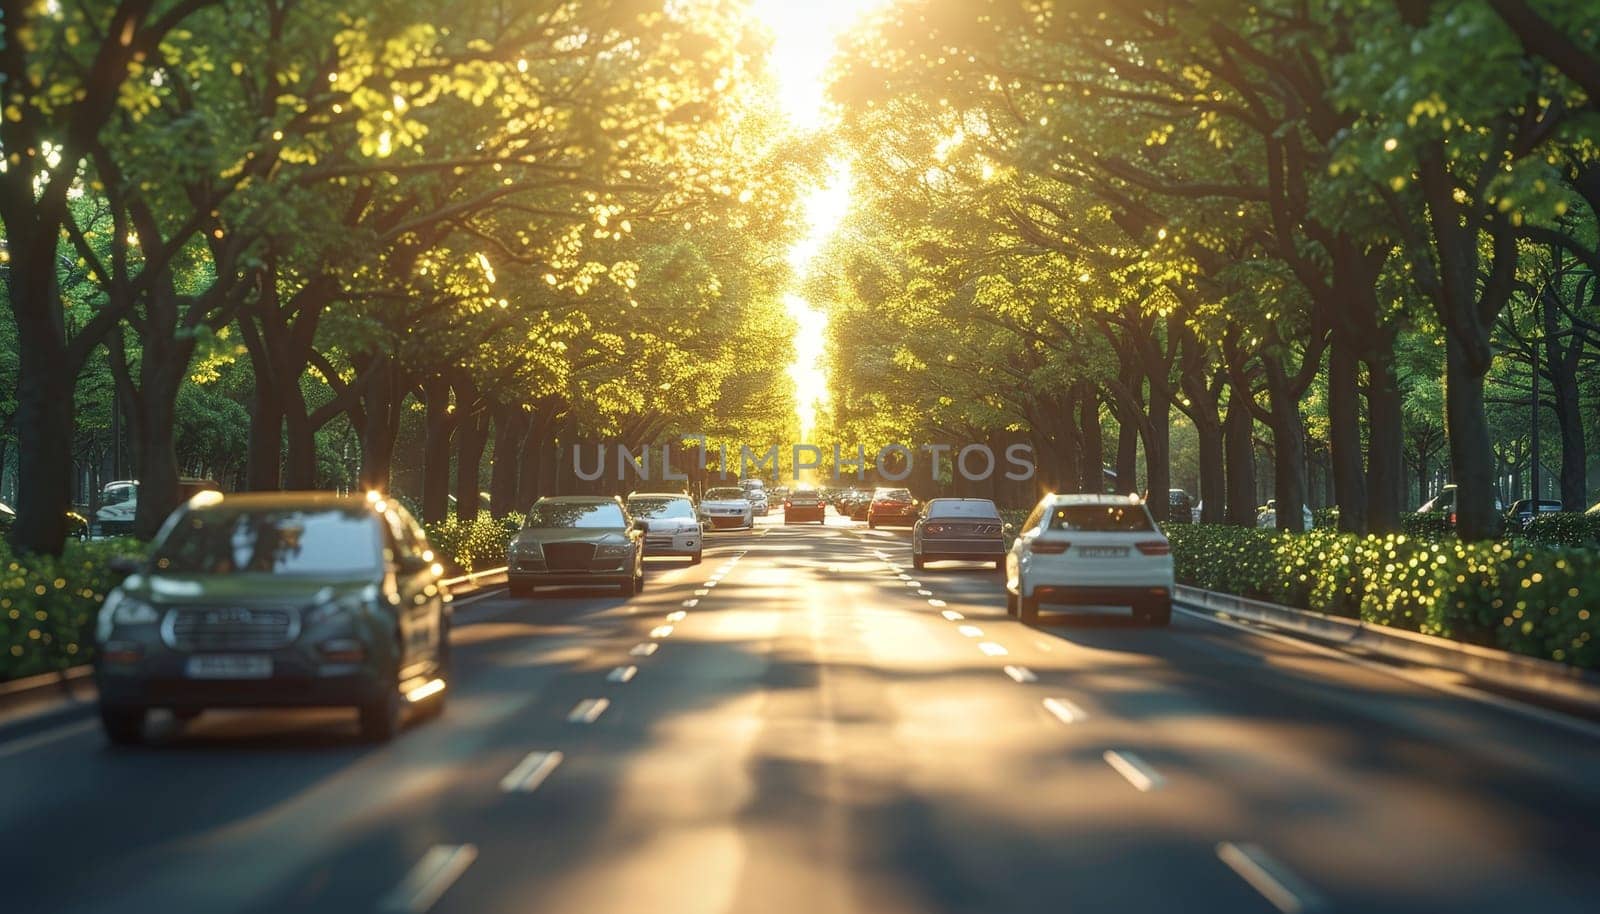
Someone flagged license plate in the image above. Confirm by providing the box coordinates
[185,655,273,679]
[1079,546,1129,558]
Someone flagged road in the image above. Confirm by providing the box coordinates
[5,510,1600,913]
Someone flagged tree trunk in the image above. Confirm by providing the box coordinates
[1264,359,1309,533]
[517,405,557,509]
[1143,383,1172,523]
[5,234,75,554]
[130,330,193,540]
[1365,350,1406,532]
[1328,331,1367,532]
[1543,293,1587,510]
[1444,339,1499,540]
[456,406,491,521]
[1078,386,1103,492]
[1114,409,1138,496]
[489,404,525,516]
[420,374,455,524]
[359,358,405,492]
[242,330,285,491]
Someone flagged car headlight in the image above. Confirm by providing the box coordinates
[96,591,158,641]
[595,543,633,557]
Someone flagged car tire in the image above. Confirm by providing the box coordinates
[1138,598,1172,627]
[868,520,877,529]
[508,581,531,598]
[993,558,1004,571]
[913,553,925,570]
[691,551,703,565]
[99,705,147,745]
[1019,593,1040,625]
[1006,590,1019,617]
[358,682,403,743]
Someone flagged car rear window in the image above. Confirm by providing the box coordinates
[875,489,912,501]
[151,507,383,576]
[1047,504,1154,532]
[526,502,626,528]
[926,500,999,518]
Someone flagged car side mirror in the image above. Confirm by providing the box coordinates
[108,555,143,577]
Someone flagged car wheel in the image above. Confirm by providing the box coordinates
[913,553,925,570]
[691,551,703,565]
[508,581,531,598]
[99,705,147,745]
[868,520,877,529]
[993,558,1004,571]
[358,674,404,742]
[1019,594,1040,625]
[1138,598,1173,627]
[620,573,637,597]
[1006,590,1019,617]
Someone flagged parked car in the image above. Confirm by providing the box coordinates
[699,486,754,530]
[912,498,1009,570]
[1504,498,1565,530]
[507,496,645,596]
[0,501,89,539]
[92,477,221,537]
[1416,484,1505,523]
[867,487,918,528]
[93,491,451,745]
[1256,499,1315,530]
[1005,493,1173,626]
[1166,489,1194,525]
[783,486,826,524]
[626,492,703,564]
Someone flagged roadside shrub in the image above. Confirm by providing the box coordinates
[1519,512,1600,548]
[422,512,519,574]
[1400,511,1454,542]
[1167,524,1600,668]
[0,538,145,681]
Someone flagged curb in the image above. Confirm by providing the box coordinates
[1176,584,1600,714]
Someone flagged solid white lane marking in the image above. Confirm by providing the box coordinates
[1217,842,1326,913]
[629,642,659,657]
[1043,697,1087,724]
[978,642,1008,656]
[380,844,478,913]
[0,718,98,760]
[607,665,638,683]
[957,625,984,638]
[917,589,933,596]
[1003,665,1037,683]
[928,599,947,608]
[940,609,964,621]
[681,599,699,608]
[666,610,687,622]
[567,698,610,723]
[499,751,564,793]
[1103,750,1165,792]
[650,625,674,638]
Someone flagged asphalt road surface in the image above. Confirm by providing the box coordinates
[6,509,1600,914]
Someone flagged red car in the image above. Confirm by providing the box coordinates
[866,487,918,528]
[784,487,826,524]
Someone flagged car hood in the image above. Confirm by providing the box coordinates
[122,573,375,607]
[640,516,700,531]
[700,499,750,509]
[512,528,629,547]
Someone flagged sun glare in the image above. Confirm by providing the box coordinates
[751,0,885,441]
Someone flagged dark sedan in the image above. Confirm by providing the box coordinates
[912,498,1008,570]
[506,496,645,596]
[93,491,451,745]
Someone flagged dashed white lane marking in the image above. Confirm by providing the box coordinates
[978,642,1008,656]
[1216,842,1327,913]
[1034,640,1055,652]
[1043,697,1087,724]
[693,589,710,596]
[1003,665,1037,683]
[499,750,564,793]
[380,844,478,913]
[940,609,964,621]
[917,589,933,596]
[703,580,718,588]
[666,610,687,622]
[897,573,911,580]
[650,625,675,639]
[681,599,699,608]
[629,642,659,657]
[567,698,610,723]
[607,665,638,683]
[904,581,922,588]
[928,599,948,608]
[957,625,984,638]
[1103,750,1165,792]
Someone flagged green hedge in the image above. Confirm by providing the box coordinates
[1519,512,1600,548]
[1,539,146,681]
[1166,525,1600,668]
[421,512,521,574]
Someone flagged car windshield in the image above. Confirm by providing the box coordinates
[525,502,626,528]
[1047,504,1154,532]
[926,500,999,518]
[875,489,912,501]
[705,488,746,500]
[150,507,382,576]
[628,498,694,519]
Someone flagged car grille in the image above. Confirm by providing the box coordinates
[543,542,597,571]
[164,607,296,652]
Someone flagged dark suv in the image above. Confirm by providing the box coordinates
[94,492,451,745]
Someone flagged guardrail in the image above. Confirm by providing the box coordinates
[1176,584,1600,715]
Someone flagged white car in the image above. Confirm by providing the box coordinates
[699,486,754,530]
[741,482,769,516]
[1255,499,1315,530]
[1004,493,1174,626]
[626,493,704,564]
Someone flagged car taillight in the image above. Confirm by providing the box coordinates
[1136,541,1171,556]
[1448,512,1457,525]
[925,523,945,534]
[1029,540,1070,554]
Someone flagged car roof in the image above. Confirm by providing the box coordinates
[628,492,691,500]
[535,495,621,504]
[187,491,372,510]
[1044,493,1145,506]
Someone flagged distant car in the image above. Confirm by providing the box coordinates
[1256,499,1315,530]
[1505,498,1565,530]
[506,496,644,597]
[93,491,451,745]
[699,486,754,530]
[1,501,104,540]
[867,487,918,528]
[839,488,872,520]
[1005,493,1173,626]
[92,478,220,538]
[1166,489,1194,525]
[1416,484,1505,522]
[626,493,703,564]
[783,486,826,524]
[912,498,1008,570]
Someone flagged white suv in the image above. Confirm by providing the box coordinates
[1004,493,1174,626]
